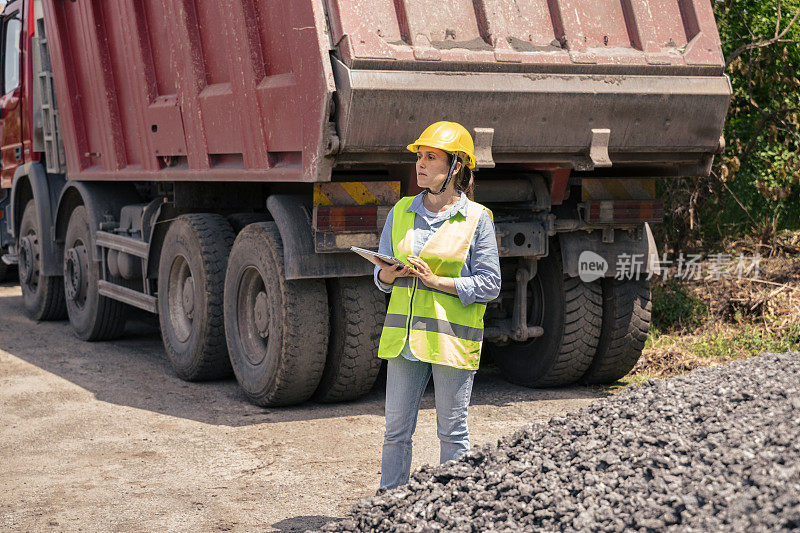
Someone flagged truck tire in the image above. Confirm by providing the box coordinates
[158,214,235,381]
[64,206,128,340]
[313,276,384,403]
[227,212,271,234]
[18,201,67,321]
[581,276,652,384]
[224,222,329,407]
[487,242,602,387]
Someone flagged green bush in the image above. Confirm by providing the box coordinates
[650,280,709,333]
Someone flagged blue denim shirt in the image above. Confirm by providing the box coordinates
[374,191,501,362]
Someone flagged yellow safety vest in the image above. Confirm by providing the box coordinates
[377,195,492,370]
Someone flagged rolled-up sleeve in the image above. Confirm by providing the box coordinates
[373,206,395,293]
[453,209,501,306]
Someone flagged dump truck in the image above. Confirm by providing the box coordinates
[0,0,730,405]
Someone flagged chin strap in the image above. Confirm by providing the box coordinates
[425,154,459,196]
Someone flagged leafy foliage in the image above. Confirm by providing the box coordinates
[650,279,708,333]
[657,0,800,251]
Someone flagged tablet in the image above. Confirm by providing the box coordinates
[350,246,404,267]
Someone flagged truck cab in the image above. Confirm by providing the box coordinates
[0,1,25,282]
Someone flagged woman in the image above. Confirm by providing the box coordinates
[373,121,501,490]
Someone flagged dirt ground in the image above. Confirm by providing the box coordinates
[0,281,605,532]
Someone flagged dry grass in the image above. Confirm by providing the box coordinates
[602,229,800,393]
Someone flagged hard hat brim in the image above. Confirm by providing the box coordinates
[406,142,477,169]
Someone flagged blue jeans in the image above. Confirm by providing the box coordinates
[379,353,477,490]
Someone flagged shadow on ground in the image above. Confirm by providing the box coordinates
[270,515,341,532]
[0,283,606,428]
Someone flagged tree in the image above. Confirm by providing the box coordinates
[657,0,800,251]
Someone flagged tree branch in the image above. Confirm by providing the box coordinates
[725,6,800,67]
[776,3,799,40]
[719,176,759,228]
[727,38,799,67]
[738,106,800,163]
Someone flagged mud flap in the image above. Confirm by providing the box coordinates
[10,163,65,276]
[266,194,374,280]
[558,223,660,280]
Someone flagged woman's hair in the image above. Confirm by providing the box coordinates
[449,152,475,200]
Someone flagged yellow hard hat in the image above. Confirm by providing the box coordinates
[406,121,476,169]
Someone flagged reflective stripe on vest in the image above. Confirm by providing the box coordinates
[377,195,489,370]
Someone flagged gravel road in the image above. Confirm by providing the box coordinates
[320,352,800,532]
[0,282,604,532]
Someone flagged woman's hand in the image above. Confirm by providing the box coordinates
[406,255,438,287]
[403,255,460,296]
[376,258,416,284]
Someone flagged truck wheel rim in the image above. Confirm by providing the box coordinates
[64,244,88,306]
[18,234,36,286]
[236,266,269,366]
[182,277,195,317]
[167,255,193,343]
[254,291,269,338]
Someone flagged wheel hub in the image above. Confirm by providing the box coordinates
[64,246,84,300]
[18,235,35,285]
[236,266,269,366]
[182,277,195,318]
[254,291,269,338]
[167,256,194,344]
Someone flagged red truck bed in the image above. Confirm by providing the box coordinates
[41,0,730,184]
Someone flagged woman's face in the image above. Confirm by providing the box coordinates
[415,145,462,191]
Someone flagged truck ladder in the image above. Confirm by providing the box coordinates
[34,18,66,174]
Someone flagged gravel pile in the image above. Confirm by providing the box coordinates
[317,352,800,532]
